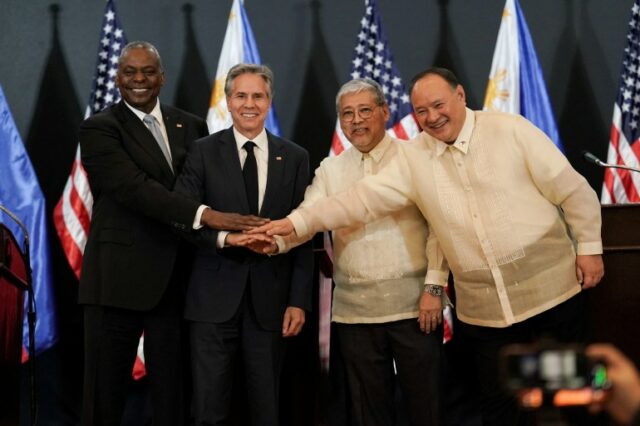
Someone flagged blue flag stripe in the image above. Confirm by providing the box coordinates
[515,0,564,152]
[239,1,281,136]
[0,85,58,355]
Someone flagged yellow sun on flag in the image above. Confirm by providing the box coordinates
[483,69,510,110]
[210,76,228,119]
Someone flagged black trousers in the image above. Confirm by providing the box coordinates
[82,282,185,426]
[336,319,443,426]
[190,289,285,426]
[458,291,593,426]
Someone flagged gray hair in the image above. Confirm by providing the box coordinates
[335,78,386,113]
[118,41,164,72]
[224,63,275,98]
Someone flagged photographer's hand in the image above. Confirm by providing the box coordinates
[587,343,640,425]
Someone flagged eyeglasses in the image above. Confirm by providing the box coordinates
[339,105,380,122]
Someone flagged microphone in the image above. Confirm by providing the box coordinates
[582,151,605,166]
[581,151,640,173]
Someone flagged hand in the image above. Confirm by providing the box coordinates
[586,343,640,425]
[225,232,259,247]
[225,233,276,254]
[576,254,604,289]
[247,218,295,237]
[201,207,268,231]
[245,236,279,255]
[417,291,443,334]
[282,306,305,337]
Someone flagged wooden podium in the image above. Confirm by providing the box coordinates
[589,204,640,367]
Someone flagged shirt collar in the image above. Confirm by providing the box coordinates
[435,107,474,157]
[233,127,268,153]
[367,133,392,163]
[346,133,393,164]
[123,99,162,123]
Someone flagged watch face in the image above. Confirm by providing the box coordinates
[426,285,443,296]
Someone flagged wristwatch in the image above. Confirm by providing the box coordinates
[424,284,444,297]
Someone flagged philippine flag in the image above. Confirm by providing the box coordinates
[483,0,564,152]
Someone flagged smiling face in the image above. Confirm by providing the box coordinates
[226,73,271,139]
[115,47,165,113]
[338,90,390,153]
[411,74,467,144]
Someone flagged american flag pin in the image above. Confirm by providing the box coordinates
[276,156,282,160]
[176,123,183,128]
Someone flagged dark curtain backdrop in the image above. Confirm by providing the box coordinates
[0,0,631,191]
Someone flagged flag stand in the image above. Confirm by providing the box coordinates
[0,205,37,426]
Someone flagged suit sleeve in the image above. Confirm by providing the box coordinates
[79,117,200,229]
[173,140,220,251]
[286,150,314,311]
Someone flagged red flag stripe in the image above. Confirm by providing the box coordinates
[53,149,93,278]
[132,335,146,380]
[52,201,84,279]
[603,107,640,203]
[603,123,622,203]
[68,164,92,235]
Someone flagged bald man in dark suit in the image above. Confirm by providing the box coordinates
[79,41,263,426]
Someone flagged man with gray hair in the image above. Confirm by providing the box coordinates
[263,78,443,425]
[79,42,264,425]
[173,63,313,425]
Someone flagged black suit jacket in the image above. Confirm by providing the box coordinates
[79,101,209,310]
[174,127,313,331]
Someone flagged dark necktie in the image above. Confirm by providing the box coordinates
[243,141,259,215]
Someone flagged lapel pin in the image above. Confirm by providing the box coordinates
[276,156,282,160]
[176,123,183,128]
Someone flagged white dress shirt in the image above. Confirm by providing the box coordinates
[216,127,269,247]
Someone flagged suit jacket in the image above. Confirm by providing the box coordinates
[174,127,313,331]
[79,101,209,310]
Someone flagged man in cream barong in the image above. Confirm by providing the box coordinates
[265,78,443,425]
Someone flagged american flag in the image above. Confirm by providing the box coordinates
[52,0,146,379]
[602,0,640,203]
[329,0,419,156]
[53,0,126,278]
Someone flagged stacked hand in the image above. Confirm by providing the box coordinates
[200,209,295,254]
[247,218,295,237]
[201,207,269,231]
[225,232,278,254]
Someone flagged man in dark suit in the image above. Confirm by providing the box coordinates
[79,42,265,426]
[174,63,313,426]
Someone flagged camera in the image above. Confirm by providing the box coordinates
[500,343,609,408]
